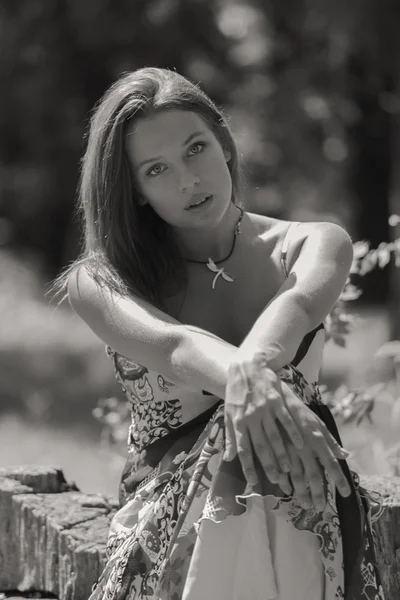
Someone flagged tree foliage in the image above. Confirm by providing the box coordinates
[1,0,399,310]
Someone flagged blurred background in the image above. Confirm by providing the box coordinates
[1,0,400,496]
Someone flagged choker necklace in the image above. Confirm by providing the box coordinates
[185,207,244,290]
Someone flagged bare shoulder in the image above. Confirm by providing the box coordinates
[67,263,104,317]
[246,211,351,242]
[244,212,353,270]
[244,212,287,246]
[67,263,125,326]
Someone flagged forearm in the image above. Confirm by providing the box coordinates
[171,325,238,398]
[239,222,353,371]
[239,290,313,371]
[170,295,309,397]
[170,292,313,396]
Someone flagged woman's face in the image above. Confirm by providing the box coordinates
[125,109,232,230]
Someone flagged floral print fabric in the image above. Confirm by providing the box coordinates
[88,347,385,600]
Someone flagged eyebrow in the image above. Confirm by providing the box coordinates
[136,130,205,170]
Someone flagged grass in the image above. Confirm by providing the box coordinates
[0,251,120,423]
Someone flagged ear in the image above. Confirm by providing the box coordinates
[223,148,231,162]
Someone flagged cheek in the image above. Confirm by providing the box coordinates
[208,154,232,187]
[140,174,173,202]
[139,176,181,220]
[204,149,229,174]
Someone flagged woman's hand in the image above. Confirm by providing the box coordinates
[224,350,352,500]
[277,434,329,512]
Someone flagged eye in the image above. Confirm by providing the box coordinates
[188,142,206,156]
[146,163,166,177]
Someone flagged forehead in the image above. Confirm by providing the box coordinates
[126,109,212,164]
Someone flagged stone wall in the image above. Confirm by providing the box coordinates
[0,466,117,600]
[0,466,399,599]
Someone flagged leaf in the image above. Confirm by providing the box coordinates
[352,240,370,259]
[394,239,400,267]
[332,334,346,347]
[363,382,386,398]
[375,341,400,360]
[358,250,378,275]
[377,243,391,268]
[340,283,362,301]
[389,214,400,226]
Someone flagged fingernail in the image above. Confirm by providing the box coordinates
[339,448,351,457]
[281,462,291,473]
[268,471,279,483]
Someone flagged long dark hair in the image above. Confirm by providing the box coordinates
[52,67,244,309]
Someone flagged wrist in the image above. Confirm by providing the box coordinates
[237,342,286,372]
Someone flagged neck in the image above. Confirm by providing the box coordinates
[176,203,243,263]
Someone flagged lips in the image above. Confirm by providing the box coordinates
[186,194,212,209]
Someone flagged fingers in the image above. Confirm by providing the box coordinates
[298,446,327,512]
[252,385,291,473]
[249,422,282,484]
[283,385,350,460]
[312,434,352,498]
[225,412,289,488]
[288,445,330,513]
[276,424,325,507]
[260,416,291,474]
[277,471,292,496]
[286,445,312,509]
[230,378,291,484]
[326,432,351,461]
[257,372,305,450]
[225,357,352,500]
[231,416,284,486]
[282,387,352,499]
[235,426,258,485]
[270,395,304,451]
[223,414,237,462]
[302,424,351,498]
[226,415,295,496]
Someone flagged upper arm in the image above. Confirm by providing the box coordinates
[279,221,353,327]
[67,266,184,381]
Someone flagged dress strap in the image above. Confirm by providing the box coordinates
[291,323,325,367]
[280,221,301,278]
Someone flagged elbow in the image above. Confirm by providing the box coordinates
[290,290,316,330]
[169,327,194,385]
[67,264,106,320]
[295,293,321,332]
[67,266,84,315]
[321,222,354,272]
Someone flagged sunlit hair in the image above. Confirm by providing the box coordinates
[52,67,244,309]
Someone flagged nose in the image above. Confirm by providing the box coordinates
[179,167,200,192]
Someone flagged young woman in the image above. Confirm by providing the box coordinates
[60,68,384,599]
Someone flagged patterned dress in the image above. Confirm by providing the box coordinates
[87,330,385,600]
[88,226,385,599]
